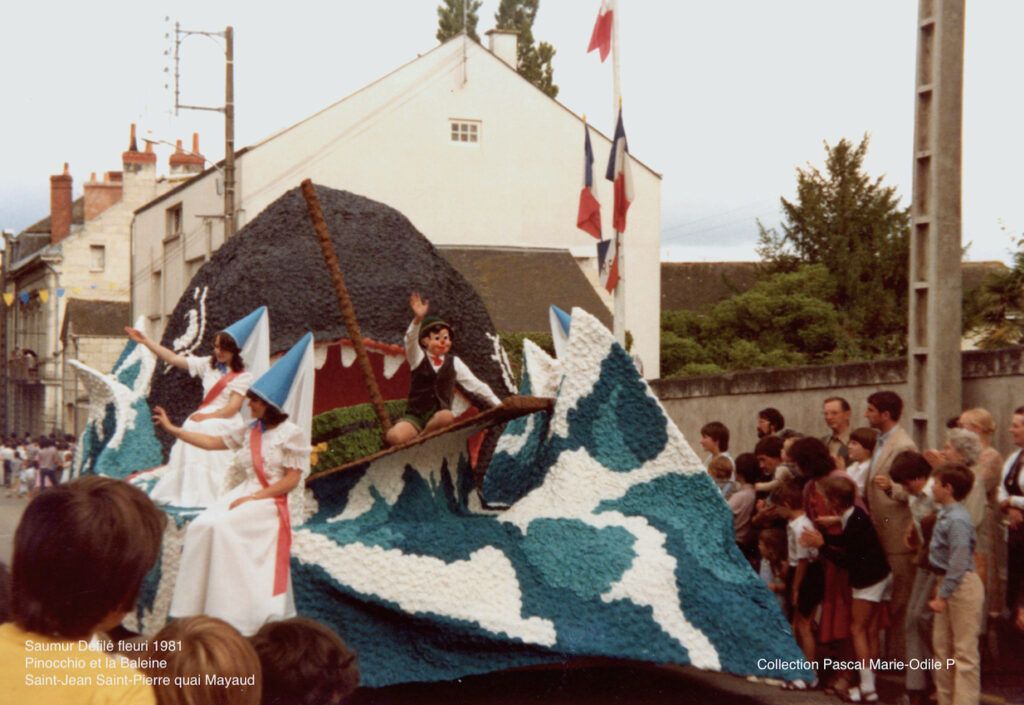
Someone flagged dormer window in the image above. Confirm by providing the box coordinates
[450,120,480,144]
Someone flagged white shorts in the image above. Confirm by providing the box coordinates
[852,571,893,603]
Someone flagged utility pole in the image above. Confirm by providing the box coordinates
[172,22,236,238]
[907,0,965,450]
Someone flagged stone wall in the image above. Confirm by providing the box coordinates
[651,346,1024,459]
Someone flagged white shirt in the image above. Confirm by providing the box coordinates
[998,448,1024,510]
[787,514,819,567]
[404,320,501,407]
[846,460,871,496]
[185,355,253,410]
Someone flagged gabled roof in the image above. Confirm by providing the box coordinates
[661,261,761,311]
[61,299,131,341]
[136,35,659,216]
[440,245,612,332]
[661,260,1013,313]
[22,196,85,235]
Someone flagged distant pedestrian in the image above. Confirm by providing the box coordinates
[757,408,785,438]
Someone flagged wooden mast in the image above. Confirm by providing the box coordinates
[300,179,392,433]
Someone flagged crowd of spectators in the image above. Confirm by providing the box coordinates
[702,394,1024,705]
[1,432,76,498]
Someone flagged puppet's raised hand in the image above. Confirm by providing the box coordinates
[410,292,429,321]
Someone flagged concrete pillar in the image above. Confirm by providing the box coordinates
[908,0,965,449]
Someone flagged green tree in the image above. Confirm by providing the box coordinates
[437,0,482,43]
[660,265,852,377]
[757,136,910,356]
[964,237,1024,348]
[494,0,559,98]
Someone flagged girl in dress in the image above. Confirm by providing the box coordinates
[152,333,314,636]
[127,307,269,507]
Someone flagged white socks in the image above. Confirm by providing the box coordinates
[858,667,875,693]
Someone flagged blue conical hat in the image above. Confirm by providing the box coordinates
[221,306,268,348]
[250,332,313,411]
[549,305,572,359]
[550,305,571,335]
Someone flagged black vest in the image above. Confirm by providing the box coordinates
[407,354,457,417]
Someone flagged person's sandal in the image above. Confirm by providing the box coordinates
[846,686,879,703]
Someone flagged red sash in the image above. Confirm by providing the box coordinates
[249,424,291,597]
[199,371,241,410]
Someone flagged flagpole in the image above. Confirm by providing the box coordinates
[611,1,626,346]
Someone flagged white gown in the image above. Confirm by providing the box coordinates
[149,356,253,508]
[169,420,310,636]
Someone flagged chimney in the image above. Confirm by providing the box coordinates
[169,133,205,177]
[49,163,73,244]
[122,123,156,174]
[83,169,123,221]
[485,29,519,69]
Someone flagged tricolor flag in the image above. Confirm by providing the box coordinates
[587,1,614,62]
[605,107,634,233]
[597,238,619,293]
[576,123,602,239]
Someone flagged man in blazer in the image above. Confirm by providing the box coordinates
[864,390,918,661]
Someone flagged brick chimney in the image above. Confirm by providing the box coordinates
[169,133,205,177]
[49,163,73,244]
[122,123,157,174]
[83,169,123,221]
[485,29,519,69]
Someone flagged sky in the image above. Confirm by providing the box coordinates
[1,1,1022,264]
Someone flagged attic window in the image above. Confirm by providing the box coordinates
[449,120,480,144]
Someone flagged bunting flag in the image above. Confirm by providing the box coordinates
[587,0,614,62]
[576,123,602,239]
[597,237,620,293]
[605,107,634,233]
[2,293,13,307]
[38,290,49,303]
[18,292,29,305]
[56,288,65,298]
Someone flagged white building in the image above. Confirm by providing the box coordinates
[131,33,662,377]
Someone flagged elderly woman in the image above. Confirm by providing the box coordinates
[925,427,989,587]
[959,408,1005,615]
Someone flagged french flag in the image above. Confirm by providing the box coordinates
[605,107,634,234]
[576,123,602,239]
[587,1,613,62]
[597,237,619,293]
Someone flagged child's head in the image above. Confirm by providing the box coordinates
[250,617,360,705]
[890,450,932,494]
[11,476,165,638]
[147,616,261,705]
[822,475,857,514]
[847,427,877,462]
[931,462,974,503]
[699,421,729,454]
[707,455,733,481]
[769,480,804,516]
[758,528,787,566]
[734,452,761,485]
[419,316,453,357]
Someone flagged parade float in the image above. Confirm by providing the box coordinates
[69,183,813,687]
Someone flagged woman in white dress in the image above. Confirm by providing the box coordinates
[151,333,314,636]
[126,309,268,507]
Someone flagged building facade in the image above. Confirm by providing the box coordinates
[2,127,196,434]
[131,34,663,377]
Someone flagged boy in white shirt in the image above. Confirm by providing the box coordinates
[772,480,822,664]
